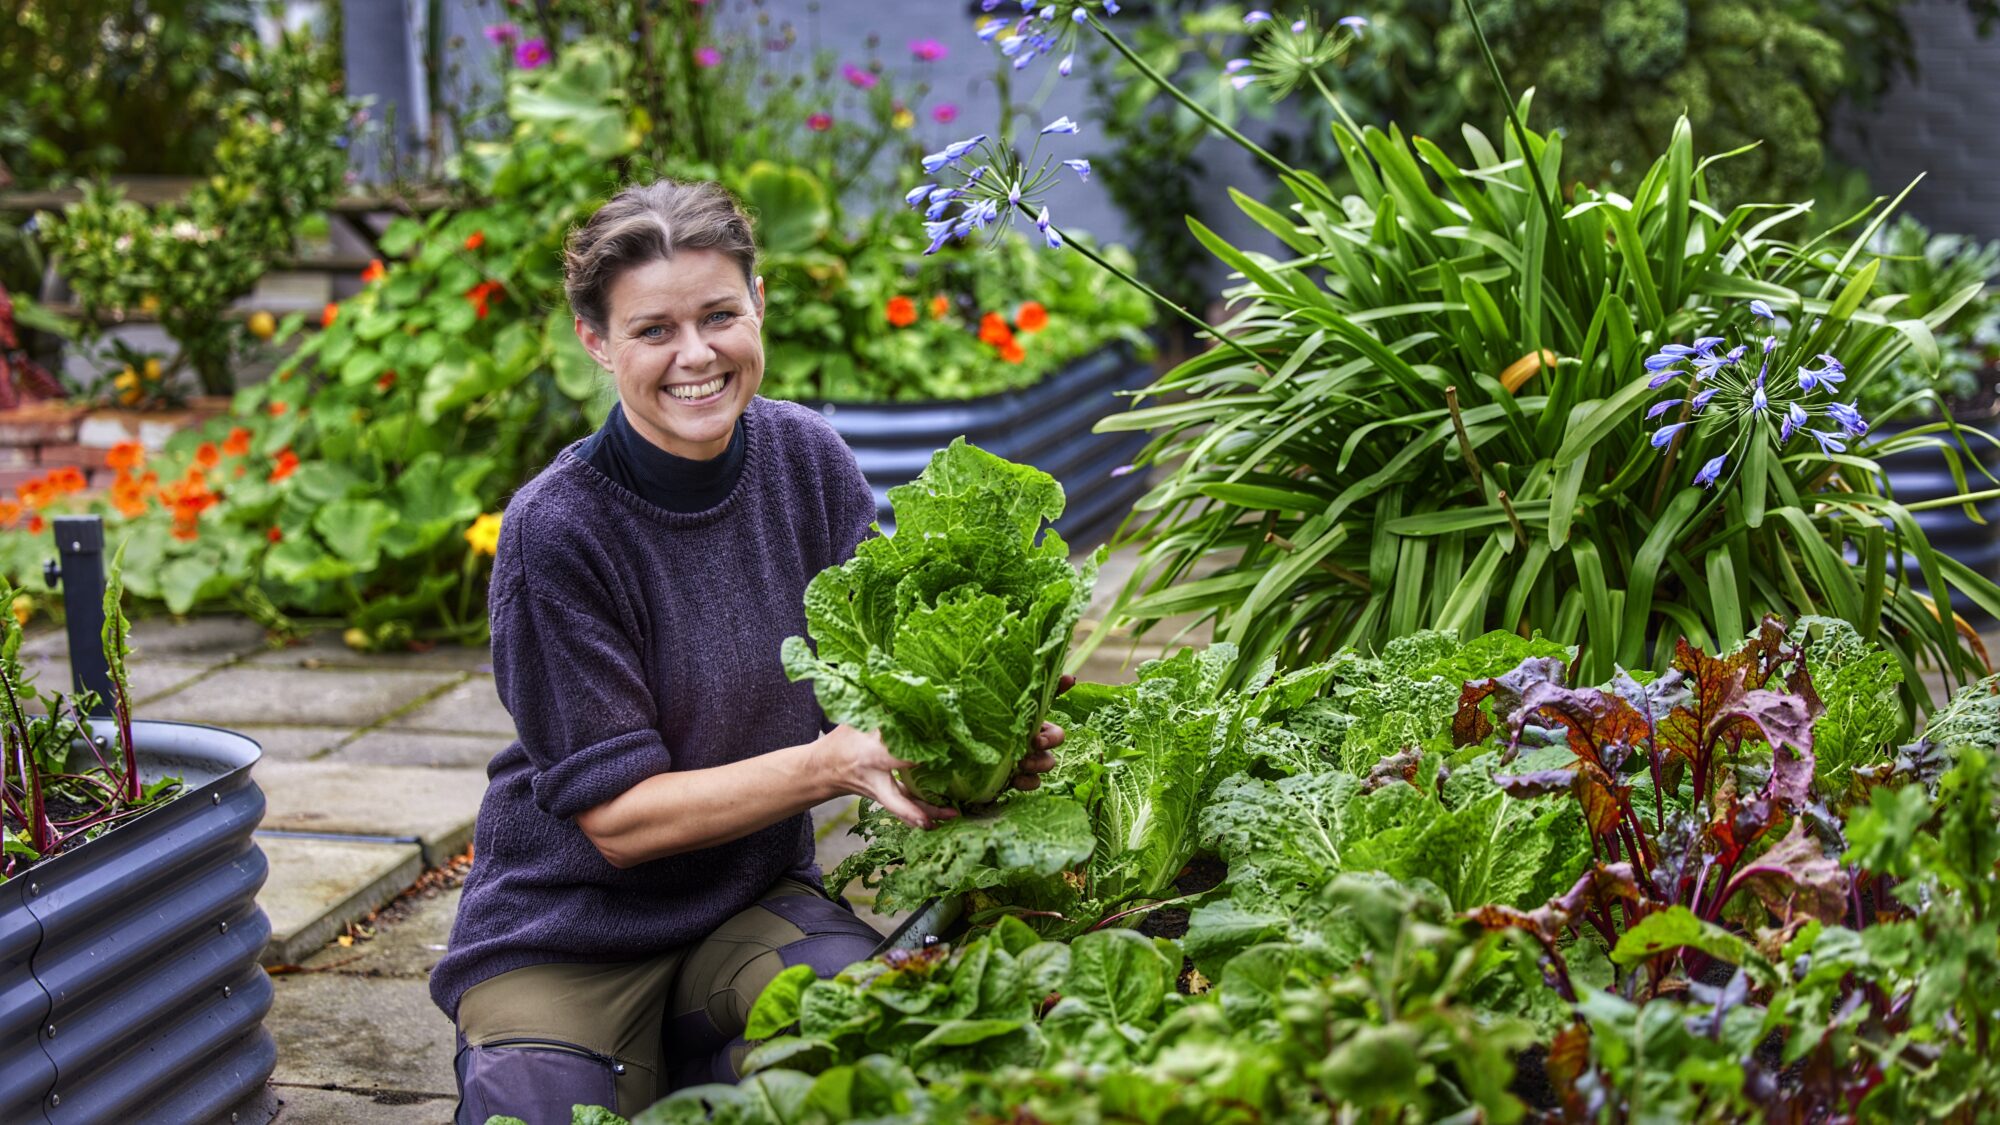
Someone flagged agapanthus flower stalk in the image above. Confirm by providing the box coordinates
[1641,302,1868,494]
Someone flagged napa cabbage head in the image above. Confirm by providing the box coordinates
[782,440,1099,807]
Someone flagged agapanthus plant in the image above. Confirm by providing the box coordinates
[920,0,2000,716]
[1646,302,1870,491]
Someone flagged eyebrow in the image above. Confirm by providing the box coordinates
[623,294,747,329]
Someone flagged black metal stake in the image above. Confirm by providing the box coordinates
[42,515,113,718]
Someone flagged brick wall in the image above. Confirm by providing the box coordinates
[1831,0,2000,241]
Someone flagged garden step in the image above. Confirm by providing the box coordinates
[255,761,486,863]
[255,835,424,967]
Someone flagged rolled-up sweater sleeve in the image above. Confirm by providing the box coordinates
[490,583,672,821]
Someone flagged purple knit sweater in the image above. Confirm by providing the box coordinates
[430,397,875,1020]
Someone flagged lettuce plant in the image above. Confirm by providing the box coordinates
[783,440,1098,807]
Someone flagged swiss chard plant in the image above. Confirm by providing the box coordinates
[783,440,1099,808]
[1,567,181,882]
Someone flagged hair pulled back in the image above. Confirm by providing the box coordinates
[562,179,758,333]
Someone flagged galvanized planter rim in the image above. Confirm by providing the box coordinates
[794,337,1143,413]
[8,719,259,887]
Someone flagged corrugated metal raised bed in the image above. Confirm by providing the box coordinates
[1,720,275,1125]
[803,342,1154,546]
[1876,401,2000,624]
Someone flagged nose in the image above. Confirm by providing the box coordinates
[676,326,716,369]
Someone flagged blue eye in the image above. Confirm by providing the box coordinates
[641,325,666,339]
[706,311,735,325]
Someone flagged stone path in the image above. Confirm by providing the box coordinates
[14,543,1202,1122]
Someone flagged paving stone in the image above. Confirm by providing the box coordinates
[337,730,511,769]
[256,835,424,966]
[129,615,272,659]
[269,1085,454,1125]
[256,761,487,860]
[266,971,458,1095]
[234,725,357,762]
[15,652,214,705]
[143,665,462,727]
[301,886,461,979]
[249,631,494,673]
[385,676,515,736]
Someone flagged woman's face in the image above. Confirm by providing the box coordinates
[575,249,765,461]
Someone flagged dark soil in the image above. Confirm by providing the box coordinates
[1509,1043,1558,1112]
[1136,906,1189,940]
[1174,857,1227,896]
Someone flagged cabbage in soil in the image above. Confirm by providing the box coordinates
[781,439,1099,807]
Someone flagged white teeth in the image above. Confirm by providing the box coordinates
[667,376,726,400]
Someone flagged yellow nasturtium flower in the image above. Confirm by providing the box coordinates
[891,107,915,130]
[465,512,503,556]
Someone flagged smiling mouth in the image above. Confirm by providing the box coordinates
[663,373,730,404]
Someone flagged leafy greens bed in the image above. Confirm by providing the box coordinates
[624,617,1995,1124]
[498,445,1999,1124]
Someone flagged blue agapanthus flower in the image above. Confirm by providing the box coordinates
[1641,301,1866,490]
[908,119,1087,254]
[974,1,1121,78]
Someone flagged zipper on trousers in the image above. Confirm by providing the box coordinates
[477,1036,629,1075]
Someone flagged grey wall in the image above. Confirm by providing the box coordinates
[1831,0,2000,242]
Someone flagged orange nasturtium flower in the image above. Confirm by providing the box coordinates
[222,427,252,457]
[267,526,284,544]
[466,280,504,319]
[885,296,918,328]
[1000,339,1026,364]
[1015,301,1048,333]
[978,311,1012,346]
[194,442,221,470]
[28,515,44,535]
[465,512,503,556]
[269,401,289,417]
[269,448,300,483]
[929,295,949,320]
[377,370,397,393]
[105,441,146,472]
[321,302,339,328]
[465,230,486,251]
[360,259,387,284]
[0,499,21,526]
[48,467,86,495]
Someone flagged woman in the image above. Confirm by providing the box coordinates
[430,180,1063,1123]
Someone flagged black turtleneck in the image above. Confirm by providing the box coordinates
[578,402,747,513]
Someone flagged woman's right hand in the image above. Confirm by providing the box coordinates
[812,724,959,831]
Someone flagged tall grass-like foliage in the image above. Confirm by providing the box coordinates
[927,4,1995,705]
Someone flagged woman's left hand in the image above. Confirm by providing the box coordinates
[1011,674,1075,792]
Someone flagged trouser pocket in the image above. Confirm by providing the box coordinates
[455,1032,627,1125]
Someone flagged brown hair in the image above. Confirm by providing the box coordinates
[562,179,758,333]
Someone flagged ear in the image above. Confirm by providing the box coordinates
[753,275,766,315]
[574,315,613,370]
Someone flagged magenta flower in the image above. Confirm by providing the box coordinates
[514,38,551,68]
[910,38,948,61]
[483,23,520,46]
[695,45,721,68]
[807,113,834,132]
[841,63,878,89]
[932,103,959,124]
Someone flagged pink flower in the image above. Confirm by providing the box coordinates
[695,45,721,67]
[483,22,520,45]
[841,63,877,89]
[807,113,833,132]
[514,38,551,69]
[931,103,959,124]
[910,39,948,62]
